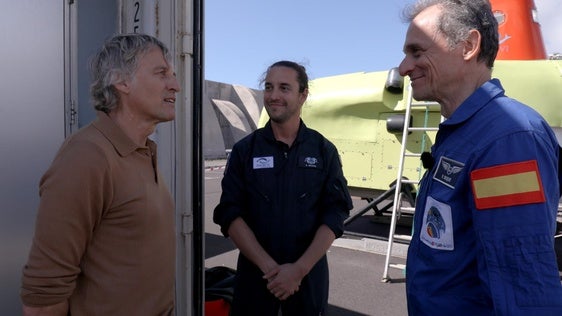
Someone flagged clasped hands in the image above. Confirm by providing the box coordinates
[263,263,304,301]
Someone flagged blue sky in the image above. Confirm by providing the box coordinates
[205,0,562,89]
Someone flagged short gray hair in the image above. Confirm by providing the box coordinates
[402,0,498,68]
[89,33,171,113]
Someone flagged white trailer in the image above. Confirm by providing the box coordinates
[0,0,203,314]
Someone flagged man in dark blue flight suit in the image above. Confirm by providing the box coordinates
[213,60,353,316]
[398,1,562,315]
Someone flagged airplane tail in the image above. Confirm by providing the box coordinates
[490,0,547,60]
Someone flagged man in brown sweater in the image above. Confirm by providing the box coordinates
[21,33,180,315]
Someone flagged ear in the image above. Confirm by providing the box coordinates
[298,88,309,105]
[463,29,481,61]
[113,79,131,95]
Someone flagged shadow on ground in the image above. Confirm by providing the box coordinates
[205,233,236,259]
[343,213,412,241]
[205,214,562,283]
[326,305,370,316]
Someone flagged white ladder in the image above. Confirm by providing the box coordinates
[381,86,441,283]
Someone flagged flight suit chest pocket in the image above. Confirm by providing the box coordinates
[247,166,275,202]
[297,155,323,170]
[296,154,325,199]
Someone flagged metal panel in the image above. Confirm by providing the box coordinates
[120,1,199,314]
[0,1,66,314]
[77,0,118,127]
[0,1,198,314]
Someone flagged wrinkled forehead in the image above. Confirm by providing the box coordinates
[411,5,442,34]
[137,46,174,71]
[403,6,444,50]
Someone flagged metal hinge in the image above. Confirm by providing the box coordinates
[69,99,77,127]
[180,32,193,57]
[181,212,193,235]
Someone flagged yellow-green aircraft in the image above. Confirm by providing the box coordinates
[259,0,562,206]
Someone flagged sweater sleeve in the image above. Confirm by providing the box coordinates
[21,139,110,307]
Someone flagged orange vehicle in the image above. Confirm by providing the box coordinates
[492,0,548,60]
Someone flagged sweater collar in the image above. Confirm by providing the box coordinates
[92,111,154,157]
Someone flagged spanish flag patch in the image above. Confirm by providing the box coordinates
[470,160,545,210]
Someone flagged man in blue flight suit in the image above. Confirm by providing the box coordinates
[398,0,562,315]
[213,60,353,316]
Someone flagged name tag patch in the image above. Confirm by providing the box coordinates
[433,156,464,189]
[298,156,322,169]
[253,156,274,169]
[420,196,454,251]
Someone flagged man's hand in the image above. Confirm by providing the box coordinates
[264,263,305,301]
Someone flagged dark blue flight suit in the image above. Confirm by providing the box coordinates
[214,120,353,316]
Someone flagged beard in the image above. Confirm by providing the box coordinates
[265,105,294,124]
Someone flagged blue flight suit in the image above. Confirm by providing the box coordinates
[214,120,353,316]
[406,79,562,315]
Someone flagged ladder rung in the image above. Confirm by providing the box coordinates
[404,153,421,158]
[411,102,440,108]
[389,263,406,270]
[393,234,412,242]
[399,206,415,213]
[400,179,419,185]
[407,127,439,132]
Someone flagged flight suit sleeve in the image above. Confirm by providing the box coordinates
[470,131,562,313]
[318,143,353,238]
[213,144,247,237]
[558,146,562,197]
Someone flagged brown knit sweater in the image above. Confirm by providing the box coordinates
[21,112,175,315]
